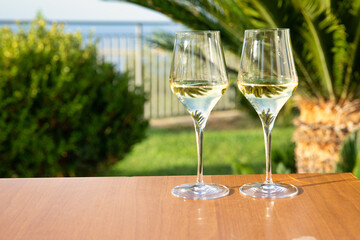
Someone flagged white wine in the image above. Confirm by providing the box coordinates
[238,81,297,124]
[170,81,228,126]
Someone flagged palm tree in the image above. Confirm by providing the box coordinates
[120,0,360,173]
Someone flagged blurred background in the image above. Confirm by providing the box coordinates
[0,0,359,178]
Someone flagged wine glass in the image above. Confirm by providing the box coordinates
[238,28,298,199]
[169,31,229,200]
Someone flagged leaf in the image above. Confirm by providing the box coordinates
[259,109,275,126]
[240,84,287,98]
[172,85,212,98]
[191,110,206,127]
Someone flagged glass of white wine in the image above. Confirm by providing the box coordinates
[238,28,298,199]
[169,31,229,200]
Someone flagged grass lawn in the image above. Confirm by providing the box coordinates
[104,125,295,176]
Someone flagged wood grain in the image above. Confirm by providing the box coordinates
[0,173,359,240]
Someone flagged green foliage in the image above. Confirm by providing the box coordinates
[275,99,300,127]
[122,0,360,102]
[107,127,295,176]
[232,162,255,175]
[272,142,296,174]
[352,153,360,179]
[171,85,212,98]
[337,130,360,178]
[239,84,288,98]
[233,139,297,175]
[258,109,275,126]
[0,17,148,177]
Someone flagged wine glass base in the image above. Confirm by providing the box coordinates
[240,182,298,199]
[172,183,229,200]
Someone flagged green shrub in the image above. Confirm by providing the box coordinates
[232,142,296,175]
[272,142,296,174]
[0,17,148,177]
[337,130,360,178]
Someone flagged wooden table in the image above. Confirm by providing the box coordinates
[0,173,359,240]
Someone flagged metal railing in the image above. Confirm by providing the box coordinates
[0,21,239,119]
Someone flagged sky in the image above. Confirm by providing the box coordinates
[0,0,171,22]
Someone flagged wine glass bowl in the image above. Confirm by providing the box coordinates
[238,29,298,199]
[169,31,229,200]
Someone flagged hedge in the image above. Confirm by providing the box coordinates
[0,16,148,177]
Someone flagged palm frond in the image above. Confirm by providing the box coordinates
[172,85,212,98]
[340,1,360,101]
[192,110,206,128]
[239,84,288,98]
[259,109,275,126]
[293,51,323,100]
[232,0,326,99]
[293,0,337,100]
[149,31,238,75]
[147,32,174,52]
[118,0,360,102]
[248,0,278,28]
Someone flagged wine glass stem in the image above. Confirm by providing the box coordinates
[262,122,274,185]
[194,125,204,185]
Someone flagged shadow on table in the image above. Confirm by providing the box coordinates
[288,173,358,188]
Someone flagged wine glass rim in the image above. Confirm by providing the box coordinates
[245,28,289,33]
[176,30,220,35]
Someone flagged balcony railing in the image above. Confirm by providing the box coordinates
[0,20,239,119]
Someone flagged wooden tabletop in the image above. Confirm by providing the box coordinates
[0,173,359,240]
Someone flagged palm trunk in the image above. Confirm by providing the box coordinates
[294,98,360,173]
